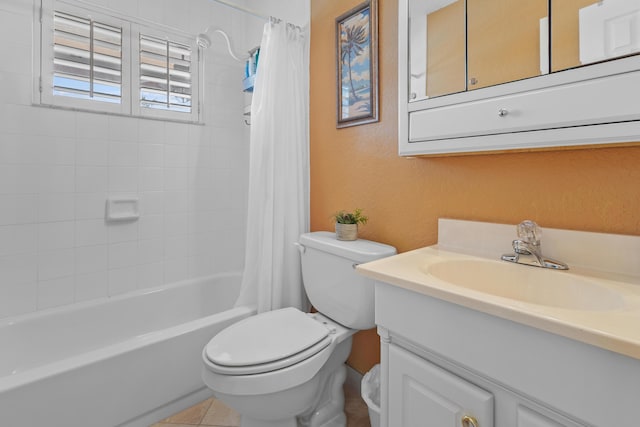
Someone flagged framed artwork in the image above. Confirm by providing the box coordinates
[336,0,379,128]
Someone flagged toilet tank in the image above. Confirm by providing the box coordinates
[298,231,396,330]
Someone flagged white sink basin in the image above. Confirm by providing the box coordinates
[424,259,625,311]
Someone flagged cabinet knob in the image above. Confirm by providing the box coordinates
[498,108,509,117]
[461,415,479,427]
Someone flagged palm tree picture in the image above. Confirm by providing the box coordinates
[336,0,378,127]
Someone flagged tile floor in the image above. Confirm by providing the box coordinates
[150,384,371,427]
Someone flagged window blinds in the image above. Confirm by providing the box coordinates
[139,34,192,113]
[53,11,123,103]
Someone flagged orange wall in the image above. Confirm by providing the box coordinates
[310,0,640,374]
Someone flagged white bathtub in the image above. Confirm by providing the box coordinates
[0,272,255,427]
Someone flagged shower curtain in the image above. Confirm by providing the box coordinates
[235,18,310,313]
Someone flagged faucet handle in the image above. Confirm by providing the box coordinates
[517,220,541,245]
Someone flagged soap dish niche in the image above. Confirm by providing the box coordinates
[106,197,140,222]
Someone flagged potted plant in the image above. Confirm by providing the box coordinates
[333,208,368,241]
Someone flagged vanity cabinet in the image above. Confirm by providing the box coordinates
[375,281,639,427]
[400,0,640,155]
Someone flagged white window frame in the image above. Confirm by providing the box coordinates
[36,0,201,123]
[38,0,132,115]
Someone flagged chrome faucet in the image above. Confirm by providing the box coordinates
[501,220,568,270]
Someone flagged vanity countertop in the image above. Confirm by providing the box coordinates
[358,244,640,360]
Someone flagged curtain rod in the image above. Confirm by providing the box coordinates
[208,0,270,21]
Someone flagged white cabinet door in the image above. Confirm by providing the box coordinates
[388,344,493,427]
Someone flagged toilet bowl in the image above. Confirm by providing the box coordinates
[201,231,396,427]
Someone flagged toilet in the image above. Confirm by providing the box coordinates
[201,231,396,427]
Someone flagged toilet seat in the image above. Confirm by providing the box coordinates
[204,307,333,375]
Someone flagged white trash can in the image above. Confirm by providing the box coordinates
[361,364,381,427]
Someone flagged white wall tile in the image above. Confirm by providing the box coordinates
[164,236,188,259]
[38,248,75,281]
[164,213,189,237]
[32,108,76,139]
[0,224,36,256]
[164,167,188,190]
[108,116,139,142]
[75,271,108,302]
[137,262,164,289]
[75,245,108,275]
[109,241,139,269]
[108,266,138,296]
[139,167,164,191]
[75,193,107,220]
[36,137,76,165]
[0,281,36,318]
[0,72,32,106]
[107,220,138,243]
[0,0,251,317]
[76,141,108,166]
[109,142,139,167]
[164,121,188,145]
[139,143,164,167]
[138,120,165,143]
[139,214,164,239]
[139,191,164,215]
[76,166,108,193]
[108,167,138,192]
[38,221,75,251]
[189,254,216,277]
[0,164,39,194]
[75,219,108,247]
[164,257,188,284]
[0,8,33,41]
[0,134,38,164]
[37,193,75,222]
[164,191,189,213]
[0,39,31,74]
[76,113,109,140]
[165,144,188,167]
[0,194,36,226]
[138,238,164,264]
[0,253,37,285]
[37,276,75,309]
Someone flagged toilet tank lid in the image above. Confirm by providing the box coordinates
[299,231,396,263]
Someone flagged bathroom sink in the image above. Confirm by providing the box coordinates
[424,259,625,311]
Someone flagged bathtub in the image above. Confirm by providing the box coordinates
[0,272,255,427]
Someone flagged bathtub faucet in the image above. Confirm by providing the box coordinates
[501,220,568,270]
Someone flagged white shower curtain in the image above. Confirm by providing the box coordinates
[235,18,310,313]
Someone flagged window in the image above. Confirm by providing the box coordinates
[139,35,192,113]
[38,0,200,122]
[53,11,123,104]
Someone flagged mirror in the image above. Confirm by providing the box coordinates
[467,0,548,90]
[552,0,640,72]
[409,0,465,100]
[408,0,640,102]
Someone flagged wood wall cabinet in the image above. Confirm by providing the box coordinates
[401,0,640,156]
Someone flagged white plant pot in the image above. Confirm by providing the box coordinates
[335,223,358,241]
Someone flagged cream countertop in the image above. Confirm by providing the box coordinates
[358,245,640,360]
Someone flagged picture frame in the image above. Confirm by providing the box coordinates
[336,0,379,128]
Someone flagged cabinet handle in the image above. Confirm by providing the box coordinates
[498,108,509,117]
[461,415,479,427]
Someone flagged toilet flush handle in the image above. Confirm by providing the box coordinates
[293,242,306,254]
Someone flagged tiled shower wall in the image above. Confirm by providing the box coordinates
[0,0,256,318]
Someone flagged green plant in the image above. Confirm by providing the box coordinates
[333,208,368,225]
